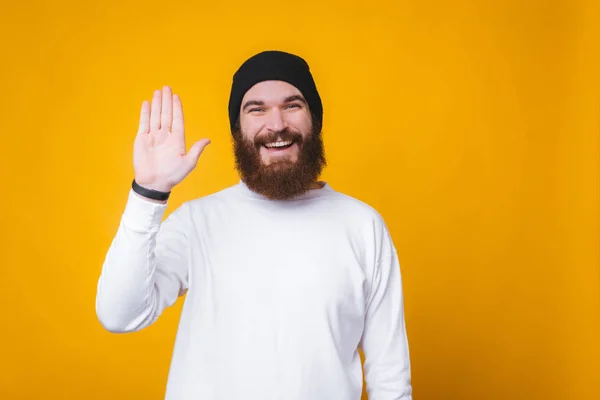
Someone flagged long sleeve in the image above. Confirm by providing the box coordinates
[95,189,191,333]
[361,249,412,399]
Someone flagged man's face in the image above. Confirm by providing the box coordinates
[232,80,326,200]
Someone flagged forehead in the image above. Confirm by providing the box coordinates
[242,80,303,103]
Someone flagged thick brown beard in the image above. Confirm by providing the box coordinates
[231,119,326,201]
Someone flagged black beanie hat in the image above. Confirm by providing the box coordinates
[228,50,323,131]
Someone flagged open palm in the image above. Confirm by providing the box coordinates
[133,86,210,193]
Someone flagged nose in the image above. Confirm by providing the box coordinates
[265,107,286,132]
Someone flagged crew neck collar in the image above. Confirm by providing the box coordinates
[235,179,334,202]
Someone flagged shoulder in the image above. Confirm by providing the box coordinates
[161,184,241,226]
[182,183,241,210]
[326,189,387,227]
[325,189,397,262]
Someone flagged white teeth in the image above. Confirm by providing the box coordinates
[265,140,292,148]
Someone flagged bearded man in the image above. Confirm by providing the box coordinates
[96,50,412,400]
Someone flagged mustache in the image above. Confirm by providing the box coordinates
[253,129,304,147]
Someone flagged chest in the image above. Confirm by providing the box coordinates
[189,209,369,319]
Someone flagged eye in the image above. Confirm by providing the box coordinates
[285,103,301,110]
[249,107,265,113]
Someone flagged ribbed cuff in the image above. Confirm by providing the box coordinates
[121,189,168,232]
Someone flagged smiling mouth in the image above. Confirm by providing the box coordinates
[263,140,294,150]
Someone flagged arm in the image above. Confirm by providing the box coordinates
[361,249,412,399]
[95,189,190,333]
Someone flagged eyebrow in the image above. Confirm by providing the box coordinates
[284,95,307,105]
[242,95,307,112]
[241,100,264,112]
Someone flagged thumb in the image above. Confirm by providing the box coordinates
[185,138,211,167]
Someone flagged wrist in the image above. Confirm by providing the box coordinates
[133,180,173,193]
[132,179,171,202]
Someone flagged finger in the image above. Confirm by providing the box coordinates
[184,139,211,168]
[137,101,150,135]
[161,86,173,131]
[172,94,184,137]
[150,89,161,131]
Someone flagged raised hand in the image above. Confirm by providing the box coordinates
[133,86,210,193]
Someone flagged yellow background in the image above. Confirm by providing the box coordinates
[1,0,598,399]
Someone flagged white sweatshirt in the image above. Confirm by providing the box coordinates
[96,181,412,400]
